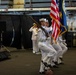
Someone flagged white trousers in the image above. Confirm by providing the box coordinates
[39,52,47,72]
[59,42,68,57]
[32,40,39,53]
[38,42,57,72]
[52,42,63,61]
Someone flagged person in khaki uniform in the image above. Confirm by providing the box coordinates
[29,23,39,54]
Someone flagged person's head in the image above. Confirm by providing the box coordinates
[45,20,49,27]
[39,18,46,26]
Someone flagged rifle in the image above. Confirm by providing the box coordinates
[27,15,49,37]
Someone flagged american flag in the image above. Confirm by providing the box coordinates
[50,0,60,42]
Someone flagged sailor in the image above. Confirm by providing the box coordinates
[44,19,60,67]
[38,18,57,73]
[29,23,39,54]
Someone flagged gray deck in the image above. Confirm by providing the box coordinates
[0,48,76,75]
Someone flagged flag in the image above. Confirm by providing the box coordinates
[50,0,60,42]
[59,0,67,35]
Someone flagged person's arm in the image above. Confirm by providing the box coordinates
[29,27,33,32]
[34,28,38,35]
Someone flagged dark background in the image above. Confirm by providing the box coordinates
[0,15,51,49]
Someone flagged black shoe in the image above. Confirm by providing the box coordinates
[53,61,59,65]
[59,62,64,65]
[39,71,45,74]
[47,64,52,68]
[41,61,48,67]
[59,57,63,61]
[58,58,64,65]
[52,65,59,68]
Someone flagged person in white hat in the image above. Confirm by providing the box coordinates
[38,18,58,74]
[41,19,60,68]
[39,18,47,27]
[29,23,39,54]
[45,20,63,66]
[45,19,52,33]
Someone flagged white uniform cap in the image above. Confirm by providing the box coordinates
[45,20,48,22]
[39,18,46,22]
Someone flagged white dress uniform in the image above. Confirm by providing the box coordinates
[29,26,39,53]
[44,21,63,65]
[43,25,61,66]
[58,36,68,58]
[42,18,61,63]
[52,40,63,62]
[38,27,57,72]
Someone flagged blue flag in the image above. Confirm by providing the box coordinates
[59,0,67,35]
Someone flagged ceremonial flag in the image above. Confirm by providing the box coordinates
[50,0,60,42]
[59,0,67,35]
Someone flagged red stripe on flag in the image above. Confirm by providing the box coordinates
[50,0,60,42]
